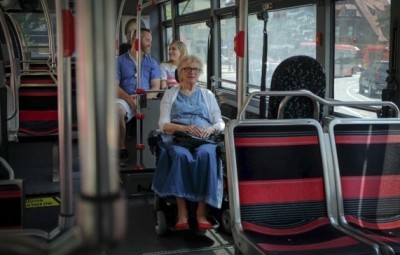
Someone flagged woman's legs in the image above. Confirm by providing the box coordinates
[176,198,212,230]
[196,201,212,230]
[196,201,208,224]
[193,144,223,208]
[177,198,209,223]
[167,144,220,230]
[177,198,208,224]
[176,197,188,225]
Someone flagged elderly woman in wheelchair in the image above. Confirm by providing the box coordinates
[151,55,225,232]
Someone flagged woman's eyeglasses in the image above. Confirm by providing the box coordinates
[182,67,201,74]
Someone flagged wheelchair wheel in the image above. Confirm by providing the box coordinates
[155,210,167,236]
[221,209,232,234]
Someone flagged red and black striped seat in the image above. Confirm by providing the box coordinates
[226,119,379,254]
[328,118,400,254]
[18,86,59,135]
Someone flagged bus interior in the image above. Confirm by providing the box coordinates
[1,0,400,254]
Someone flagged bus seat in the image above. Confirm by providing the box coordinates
[225,118,380,254]
[0,10,69,140]
[268,55,326,121]
[17,87,58,136]
[327,118,400,254]
[0,179,23,229]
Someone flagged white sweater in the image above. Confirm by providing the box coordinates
[158,85,225,133]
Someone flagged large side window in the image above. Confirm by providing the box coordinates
[178,0,210,15]
[247,5,316,92]
[11,12,53,60]
[220,17,236,89]
[334,0,390,117]
[179,23,210,82]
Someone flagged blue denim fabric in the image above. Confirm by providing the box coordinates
[152,135,223,209]
[170,88,212,128]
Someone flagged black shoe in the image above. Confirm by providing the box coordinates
[119,149,129,167]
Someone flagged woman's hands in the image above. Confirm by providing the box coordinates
[200,126,215,138]
[186,125,214,138]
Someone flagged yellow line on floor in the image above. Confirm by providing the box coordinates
[25,196,61,208]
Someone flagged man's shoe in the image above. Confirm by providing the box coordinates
[119,149,129,167]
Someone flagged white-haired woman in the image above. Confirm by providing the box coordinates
[152,55,225,231]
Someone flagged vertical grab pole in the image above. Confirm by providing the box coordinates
[134,0,158,170]
[135,0,144,170]
[235,0,248,118]
[257,7,269,118]
[75,0,126,247]
[54,0,75,233]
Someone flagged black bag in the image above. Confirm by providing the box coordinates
[147,130,162,155]
[173,131,220,150]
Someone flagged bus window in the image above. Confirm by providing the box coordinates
[334,0,390,117]
[11,12,54,60]
[220,0,235,8]
[334,44,360,77]
[296,42,360,79]
[220,17,236,89]
[247,5,316,91]
[178,0,210,15]
[165,27,173,52]
[295,42,316,58]
[164,3,172,20]
[361,44,389,69]
[179,23,209,82]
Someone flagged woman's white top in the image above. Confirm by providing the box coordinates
[160,62,179,87]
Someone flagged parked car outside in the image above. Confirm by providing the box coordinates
[359,61,389,98]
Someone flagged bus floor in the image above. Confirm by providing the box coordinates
[88,196,235,255]
[99,136,235,255]
[6,139,234,254]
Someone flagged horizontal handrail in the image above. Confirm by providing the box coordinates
[211,75,261,90]
[239,90,400,120]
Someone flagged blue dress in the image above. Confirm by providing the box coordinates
[151,87,223,209]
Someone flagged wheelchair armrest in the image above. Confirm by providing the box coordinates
[147,130,162,155]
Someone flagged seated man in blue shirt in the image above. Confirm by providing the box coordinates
[116,27,161,166]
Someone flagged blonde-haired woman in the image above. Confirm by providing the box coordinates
[160,40,188,89]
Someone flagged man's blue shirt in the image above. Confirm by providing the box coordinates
[116,52,160,95]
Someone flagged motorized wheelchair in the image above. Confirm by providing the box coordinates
[147,130,230,236]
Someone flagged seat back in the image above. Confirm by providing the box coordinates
[0,179,23,229]
[268,55,326,120]
[226,119,333,237]
[328,118,400,250]
[0,8,68,140]
[17,86,58,136]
